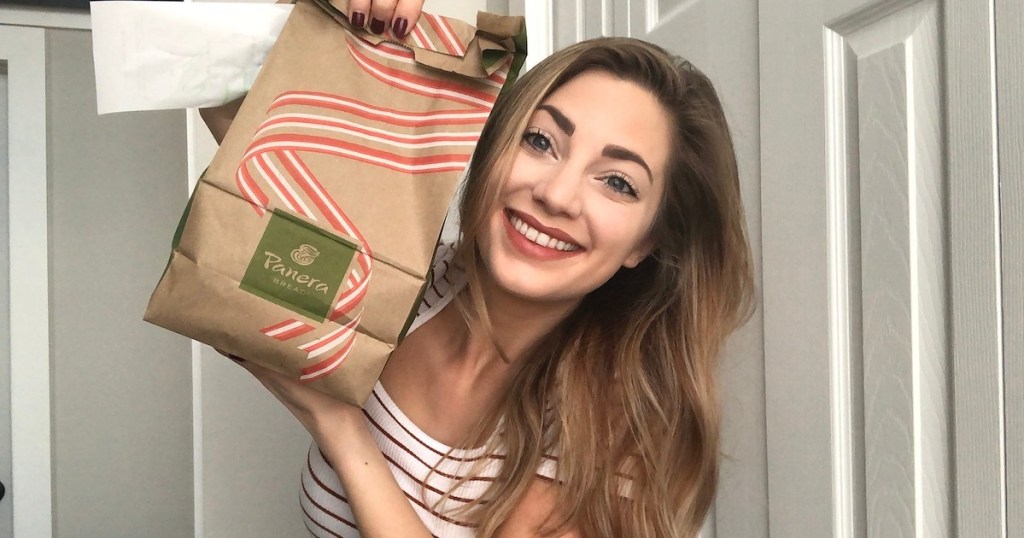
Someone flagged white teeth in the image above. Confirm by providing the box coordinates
[508,214,580,252]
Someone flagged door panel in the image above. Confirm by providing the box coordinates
[826,3,950,536]
[996,0,1024,532]
[944,1,1010,536]
[760,0,993,535]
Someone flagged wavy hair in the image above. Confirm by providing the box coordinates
[446,37,754,537]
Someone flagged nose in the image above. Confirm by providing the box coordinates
[531,163,583,218]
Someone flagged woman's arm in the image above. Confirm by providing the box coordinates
[198,97,244,145]
[235,354,581,537]
[231,356,434,537]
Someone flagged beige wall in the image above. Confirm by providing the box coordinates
[43,28,193,537]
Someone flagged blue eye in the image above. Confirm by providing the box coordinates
[522,129,553,153]
[604,174,638,198]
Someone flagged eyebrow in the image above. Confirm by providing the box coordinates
[536,104,654,183]
[603,145,654,183]
[536,104,575,136]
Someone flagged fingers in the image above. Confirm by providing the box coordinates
[366,0,397,35]
[346,0,423,37]
[390,0,425,38]
[346,0,370,29]
[215,348,246,363]
[212,350,317,423]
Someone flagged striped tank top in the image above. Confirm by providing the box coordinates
[300,244,557,537]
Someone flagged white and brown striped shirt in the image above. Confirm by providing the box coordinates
[300,244,557,537]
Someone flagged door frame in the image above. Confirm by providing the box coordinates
[1,22,52,538]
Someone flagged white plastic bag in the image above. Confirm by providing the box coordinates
[91,1,292,113]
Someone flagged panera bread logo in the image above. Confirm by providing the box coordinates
[262,251,330,294]
[291,244,320,266]
[240,211,358,321]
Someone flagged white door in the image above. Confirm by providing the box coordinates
[547,0,1020,536]
[762,0,950,534]
[761,0,1017,536]
[543,1,767,536]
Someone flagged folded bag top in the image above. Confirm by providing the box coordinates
[146,0,526,405]
[319,0,526,74]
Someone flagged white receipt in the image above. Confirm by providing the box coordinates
[90,1,293,114]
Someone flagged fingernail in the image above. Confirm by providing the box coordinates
[369,17,386,34]
[350,11,365,28]
[393,17,408,38]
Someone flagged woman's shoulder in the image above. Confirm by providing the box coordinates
[407,242,466,334]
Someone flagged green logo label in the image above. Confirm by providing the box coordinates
[240,210,358,321]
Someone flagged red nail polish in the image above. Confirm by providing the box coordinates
[393,17,408,38]
[350,11,366,28]
[370,17,386,34]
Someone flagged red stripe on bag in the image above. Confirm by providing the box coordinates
[347,38,496,109]
[236,166,270,215]
[248,134,471,169]
[276,149,374,321]
[260,319,316,340]
[299,315,359,356]
[277,150,355,235]
[257,115,481,146]
[329,278,369,320]
[425,13,465,57]
[300,334,357,381]
[269,92,491,126]
[254,153,315,219]
[409,22,433,52]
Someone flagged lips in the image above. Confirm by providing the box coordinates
[504,209,583,254]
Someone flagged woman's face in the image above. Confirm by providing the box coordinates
[479,70,670,305]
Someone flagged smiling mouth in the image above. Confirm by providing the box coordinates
[507,211,582,252]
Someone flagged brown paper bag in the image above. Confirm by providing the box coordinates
[145,0,525,406]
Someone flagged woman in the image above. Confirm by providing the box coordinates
[215,2,754,536]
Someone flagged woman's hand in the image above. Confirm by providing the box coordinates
[225,353,433,537]
[225,354,361,449]
[340,0,425,37]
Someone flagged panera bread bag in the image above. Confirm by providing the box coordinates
[145,0,526,405]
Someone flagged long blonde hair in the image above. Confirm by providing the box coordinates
[449,37,754,537]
